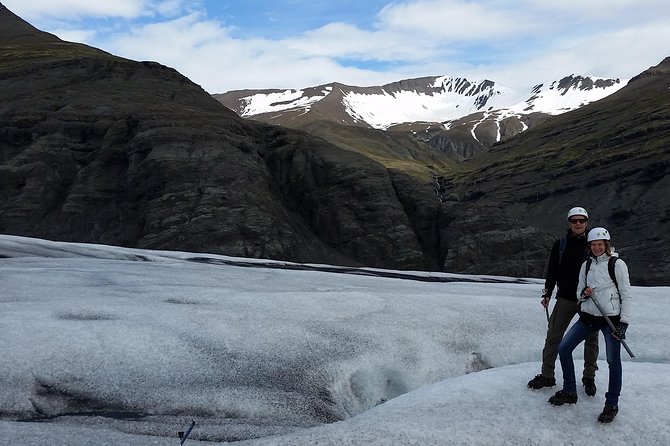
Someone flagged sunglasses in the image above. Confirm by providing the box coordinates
[569,218,587,224]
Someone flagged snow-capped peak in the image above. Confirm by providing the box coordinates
[516,75,625,114]
[215,75,627,130]
[239,86,333,116]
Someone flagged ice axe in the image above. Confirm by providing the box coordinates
[541,294,550,323]
[587,293,635,359]
[178,420,196,445]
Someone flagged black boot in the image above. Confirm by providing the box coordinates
[582,377,597,397]
[598,405,618,423]
[527,374,556,389]
[548,390,578,405]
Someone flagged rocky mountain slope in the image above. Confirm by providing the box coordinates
[214,75,625,160]
[1,3,668,284]
[449,57,670,284]
[0,3,553,277]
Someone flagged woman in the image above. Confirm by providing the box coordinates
[547,227,632,424]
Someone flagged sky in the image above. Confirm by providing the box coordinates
[1,234,670,445]
[3,0,669,94]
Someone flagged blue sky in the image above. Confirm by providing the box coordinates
[3,0,669,93]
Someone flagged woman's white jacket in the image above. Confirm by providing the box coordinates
[577,251,632,324]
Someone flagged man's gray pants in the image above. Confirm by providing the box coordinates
[542,297,599,380]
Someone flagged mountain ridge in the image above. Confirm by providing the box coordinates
[214,74,625,129]
[214,74,626,160]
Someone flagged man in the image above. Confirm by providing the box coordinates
[528,207,599,396]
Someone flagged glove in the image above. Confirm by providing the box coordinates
[613,322,628,340]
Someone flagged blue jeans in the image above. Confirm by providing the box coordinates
[558,318,622,407]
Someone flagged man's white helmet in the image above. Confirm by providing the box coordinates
[567,207,589,220]
[587,227,610,242]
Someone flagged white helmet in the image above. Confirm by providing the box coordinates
[587,227,610,242]
[567,207,588,220]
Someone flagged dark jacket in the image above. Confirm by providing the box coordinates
[544,229,588,301]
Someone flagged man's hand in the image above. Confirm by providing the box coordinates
[540,289,551,308]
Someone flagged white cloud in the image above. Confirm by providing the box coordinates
[47,28,98,44]
[108,12,230,56]
[154,0,186,17]
[377,0,540,40]
[282,23,447,63]
[2,0,150,20]
[482,20,670,89]
[516,0,668,25]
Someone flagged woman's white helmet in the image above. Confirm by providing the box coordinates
[587,227,610,242]
[567,207,589,220]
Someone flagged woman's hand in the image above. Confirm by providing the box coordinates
[580,286,594,299]
[613,322,628,340]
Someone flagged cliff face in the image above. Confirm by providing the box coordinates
[0,4,453,272]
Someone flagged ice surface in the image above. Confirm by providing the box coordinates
[1,235,668,445]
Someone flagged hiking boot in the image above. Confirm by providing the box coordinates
[598,405,618,423]
[527,374,556,389]
[548,390,578,405]
[582,378,597,397]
